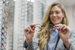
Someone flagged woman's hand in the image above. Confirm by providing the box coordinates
[24,24,36,44]
[54,24,70,49]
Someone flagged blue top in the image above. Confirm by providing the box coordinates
[48,28,59,50]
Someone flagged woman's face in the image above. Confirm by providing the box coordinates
[49,6,64,25]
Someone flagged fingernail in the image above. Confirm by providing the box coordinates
[57,29,60,31]
[30,30,34,34]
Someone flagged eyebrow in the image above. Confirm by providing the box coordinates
[50,9,61,12]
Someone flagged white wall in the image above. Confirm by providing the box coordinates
[64,6,75,29]
[58,0,75,29]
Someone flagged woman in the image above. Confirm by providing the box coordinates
[24,3,75,50]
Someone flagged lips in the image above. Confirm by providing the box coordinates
[52,18,58,21]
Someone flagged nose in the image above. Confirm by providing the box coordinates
[53,13,56,17]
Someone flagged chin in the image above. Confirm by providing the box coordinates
[53,23,60,25]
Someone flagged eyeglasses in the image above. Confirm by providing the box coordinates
[34,24,41,32]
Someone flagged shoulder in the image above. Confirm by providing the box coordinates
[69,29,75,38]
[69,29,75,50]
[70,29,75,35]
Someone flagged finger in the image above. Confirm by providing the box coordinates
[58,25,66,32]
[24,31,29,36]
[54,24,62,28]
[54,24,65,31]
[24,27,31,33]
[30,24,36,30]
[63,26,70,32]
[24,28,28,32]
[57,25,67,33]
[54,25,61,31]
[62,25,66,31]
[61,24,68,31]
[29,26,34,33]
[30,30,34,34]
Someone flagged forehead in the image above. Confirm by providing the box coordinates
[51,6,62,11]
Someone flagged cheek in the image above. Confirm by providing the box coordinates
[58,13,64,19]
[59,12,64,17]
[49,15,52,19]
[58,16,64,23]
[58,16,64,21]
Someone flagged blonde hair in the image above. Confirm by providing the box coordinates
[38,3,69,50]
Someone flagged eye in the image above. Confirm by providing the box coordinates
[56,11,60,14]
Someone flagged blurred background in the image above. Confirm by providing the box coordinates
[0,0,75,50]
